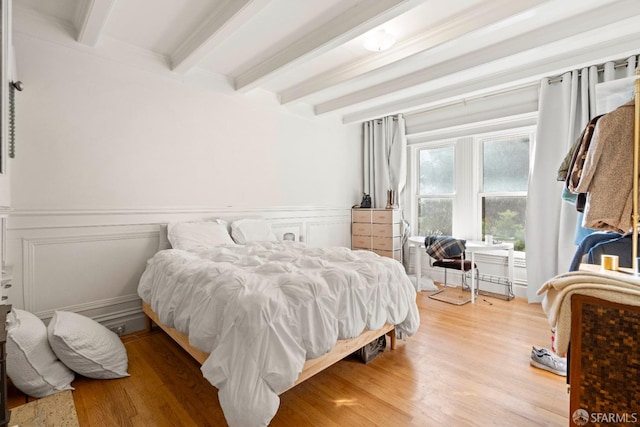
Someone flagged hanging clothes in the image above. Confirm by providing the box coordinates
[565,116,603,218]
[565,114,605,191]
[585,233,640,268]
[568,100,635,233]
[559,119,603,243]
[568,231,622,271]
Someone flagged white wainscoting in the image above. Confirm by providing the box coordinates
[6,206,351,333]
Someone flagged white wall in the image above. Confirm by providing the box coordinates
[11,34,361,210]
[5,13,362,332]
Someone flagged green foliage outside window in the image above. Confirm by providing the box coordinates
[482,197,526,251]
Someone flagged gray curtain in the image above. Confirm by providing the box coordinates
[363,115,407,208]
[525,56,639,302]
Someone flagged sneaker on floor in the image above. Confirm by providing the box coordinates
[530,346,567,376]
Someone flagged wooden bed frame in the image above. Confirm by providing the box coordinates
[142,301,397,393]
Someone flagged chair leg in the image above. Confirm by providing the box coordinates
[429,268,448,297]
[472,268,480,295]
[460,267,479,293]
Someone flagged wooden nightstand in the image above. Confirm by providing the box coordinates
[352,208,402,261]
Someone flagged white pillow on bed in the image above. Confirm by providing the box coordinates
[6,309,75,398]
[167,220,234,250]
[230,218,277,244]
[47,310,129,379]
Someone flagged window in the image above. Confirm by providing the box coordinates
[417,145,454,236]
[480,133,530,251]
[412,127,533,252]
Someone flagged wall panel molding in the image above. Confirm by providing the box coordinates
[306,219,352,248]
[9,206,351,230]
[22,230,158,314]
[36,294,142,321]
[7,206,352,332]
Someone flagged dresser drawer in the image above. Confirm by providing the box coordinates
[352,209,372,223]
[372,236,401,251]
[352,222,372,236]
[372,209,400,224]
[371,223,401,237]
[351,235,371,249]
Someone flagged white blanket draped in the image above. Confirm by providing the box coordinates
[537,269,640,355]
[138,241,420,426]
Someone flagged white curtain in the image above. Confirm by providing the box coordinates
[363,115,407,208]
[526,56,639,302]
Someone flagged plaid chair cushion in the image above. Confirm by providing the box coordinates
[424,236,467,260]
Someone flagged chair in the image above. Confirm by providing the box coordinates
[424,236,479,305]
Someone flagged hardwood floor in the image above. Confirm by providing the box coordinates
[8,292,570,426]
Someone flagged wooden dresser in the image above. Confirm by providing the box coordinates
[351,208,402,261]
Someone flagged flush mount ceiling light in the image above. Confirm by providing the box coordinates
[362,29,395,52]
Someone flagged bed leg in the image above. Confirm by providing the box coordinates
[145,314,152,332]
[388,328,397,350]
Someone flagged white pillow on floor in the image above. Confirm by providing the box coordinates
[6,308,75,398]
[47,310,129,379]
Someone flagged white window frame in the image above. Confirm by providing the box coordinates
[477,128,533,251]
[414,141,456,236]
[408,125,534,255]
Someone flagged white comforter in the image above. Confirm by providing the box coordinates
[138,241,420,427]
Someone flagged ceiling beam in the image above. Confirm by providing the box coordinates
[341,31,640,124]
[315,0,640,116]
[233,0,423,93]
[278,0,546,105]
[170,0,271,75]
[74,0,116,46]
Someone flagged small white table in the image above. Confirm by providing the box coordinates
[465,240,514,303]
[409,237,514,303]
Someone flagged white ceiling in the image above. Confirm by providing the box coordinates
[13,0,640,123]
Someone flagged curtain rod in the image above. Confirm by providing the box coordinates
[375,117,398,123]
[547,59,637,84]
[403,82,538,119]
[373,115,400,124]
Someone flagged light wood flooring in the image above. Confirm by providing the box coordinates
[8,292,570,426]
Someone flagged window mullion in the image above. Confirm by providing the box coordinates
[453,137,474,239]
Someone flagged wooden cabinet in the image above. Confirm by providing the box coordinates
[568,294,640,422]
[351,208,402,261]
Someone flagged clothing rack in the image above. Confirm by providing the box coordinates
[588,70,640,270]
[633,68,640,270]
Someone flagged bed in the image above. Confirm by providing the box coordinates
[137,219,420,427]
